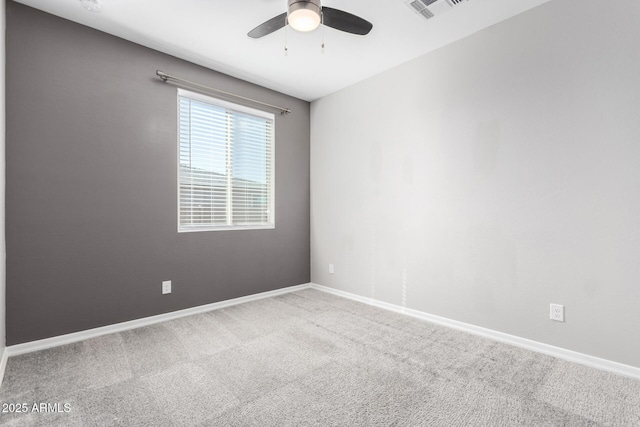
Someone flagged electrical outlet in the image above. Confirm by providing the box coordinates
[162,280,172,295]
[329,264,334,274]
[550,303,564,322]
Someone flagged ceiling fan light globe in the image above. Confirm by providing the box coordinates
[288,1,321,32]
[289,10,321,32]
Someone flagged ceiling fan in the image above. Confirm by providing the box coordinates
[248,0,373,38]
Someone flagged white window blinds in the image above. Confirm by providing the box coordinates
[178,89,274,232]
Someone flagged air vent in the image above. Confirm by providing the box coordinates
[407,0,437,20]
[409,0,435,13]
[419,8,435,19]
[406,0,466,21]
[409,1,423,12]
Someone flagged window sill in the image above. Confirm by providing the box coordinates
[178,224,275,233]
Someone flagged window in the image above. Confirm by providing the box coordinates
[178,89,274,232]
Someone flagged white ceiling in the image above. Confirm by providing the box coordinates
[14,0,551,101]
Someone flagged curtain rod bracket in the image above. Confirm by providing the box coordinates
[156,70,169,82]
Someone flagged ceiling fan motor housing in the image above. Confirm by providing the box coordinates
[288,0,322,19]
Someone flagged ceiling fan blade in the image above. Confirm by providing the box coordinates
[321,7,372,36]
[248,12,288,38]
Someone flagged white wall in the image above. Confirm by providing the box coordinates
[311,0,640,368]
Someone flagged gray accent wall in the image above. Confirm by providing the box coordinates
[6,2,310,345]
[311,0,640,367]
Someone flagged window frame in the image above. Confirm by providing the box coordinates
[176,88,275,233]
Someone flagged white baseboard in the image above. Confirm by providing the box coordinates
[310,283,640,381]
[3,281,638,386]
[5,283,312,358]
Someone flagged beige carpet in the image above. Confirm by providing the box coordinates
[1,288,639,426]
